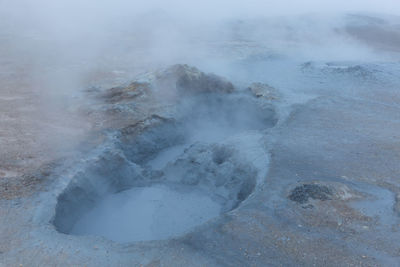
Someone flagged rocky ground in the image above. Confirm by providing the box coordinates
[2,14,400,267]
[1,61,400,266]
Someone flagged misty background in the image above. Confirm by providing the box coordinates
[1,0,400,174]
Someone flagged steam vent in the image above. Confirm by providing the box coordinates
[53,65,277,242]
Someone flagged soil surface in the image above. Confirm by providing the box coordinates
[2,14,400,267]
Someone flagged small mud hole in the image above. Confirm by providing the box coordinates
[289,184,333,204]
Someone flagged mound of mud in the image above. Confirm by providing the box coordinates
[53,65,278,242]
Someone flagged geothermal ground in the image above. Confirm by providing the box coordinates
[1,13,400,267]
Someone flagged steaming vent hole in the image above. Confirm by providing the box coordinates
[53,93,277,243]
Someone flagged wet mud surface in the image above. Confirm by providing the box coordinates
[1,60,400,266]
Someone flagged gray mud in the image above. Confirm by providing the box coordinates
[2,53,400,266]
[53,84,277,242]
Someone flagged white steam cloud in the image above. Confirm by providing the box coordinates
[1,0,399,168]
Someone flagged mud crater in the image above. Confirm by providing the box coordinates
[53,87,277,243]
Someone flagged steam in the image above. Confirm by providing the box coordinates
[2,0,400,82]
[2,0,398,244]
[1,0,400,164]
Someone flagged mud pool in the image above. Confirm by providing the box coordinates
[70,184,222,242]
[53,86,277,243]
